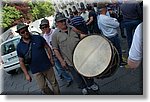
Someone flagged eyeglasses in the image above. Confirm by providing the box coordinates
[19,28,29,35]
[40,25,49,29]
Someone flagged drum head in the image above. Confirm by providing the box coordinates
[73,35,112,77]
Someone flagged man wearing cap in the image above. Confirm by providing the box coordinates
[97,4,126,67]
[40,18,73,87]
[52,13,99,95]
[16,23,60,95]
[70,10,89,35]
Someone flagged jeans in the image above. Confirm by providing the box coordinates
[107,34,123,64]
[123,19,142,50]
[54,57,72,82]
[68,65,94,89]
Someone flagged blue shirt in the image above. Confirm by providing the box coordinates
[70,16,88,34]
[17,35,52,74]
[70,16,85,26]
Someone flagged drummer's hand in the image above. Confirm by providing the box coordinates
[50,58,55,67]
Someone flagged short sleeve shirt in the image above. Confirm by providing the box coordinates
[17,35,52,74]
[88,11,98,26]
[129,23,143,61]
[52,26,80,66]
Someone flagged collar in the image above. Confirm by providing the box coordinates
[44,29,53,36]
[58,25,72,33]
[20,34,33,44]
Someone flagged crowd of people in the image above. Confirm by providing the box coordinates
[15,1,143,95]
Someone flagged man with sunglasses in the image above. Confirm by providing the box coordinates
[16,23,60,95]
[40,18,73,87]
[52,13,99,95]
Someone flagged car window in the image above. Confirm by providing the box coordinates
[1,38,20,56]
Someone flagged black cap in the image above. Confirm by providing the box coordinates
[40,19,49,26]
[16,23,29,33]
[55,13,66,22]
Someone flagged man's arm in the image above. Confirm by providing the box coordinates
[127,58,141,69]
[19,57,32,82]
[44,42,54,66]
[105,17,119,28]
[53,49,67,68]
[72,27,87,39]
[127,23,142,69]
[86,16,93,25]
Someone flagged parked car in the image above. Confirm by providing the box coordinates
[1,36,20,74]
[0,31,40,74]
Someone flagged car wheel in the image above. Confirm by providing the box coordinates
[7,70,17,74]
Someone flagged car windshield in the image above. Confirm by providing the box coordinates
[1,38,20,56]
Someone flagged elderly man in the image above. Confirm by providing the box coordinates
[52,13,99,95]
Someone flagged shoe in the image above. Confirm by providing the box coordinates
[82,88,88,95]
[122,50,126,53]
[88,83,99,91]
[66,80,72,87]
[120,61,127,66]
[119,61,127,67]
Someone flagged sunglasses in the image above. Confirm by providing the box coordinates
[19,28,29,35]
[40,25,49,29]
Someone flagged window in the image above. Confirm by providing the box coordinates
[1,38,20,55]
[73,6,77,11]
[65,10,69,17]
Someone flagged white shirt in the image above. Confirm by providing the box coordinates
[43,29,55,48]
[80,11,89,22]
[97,14,119,37]
[128,23,143,61]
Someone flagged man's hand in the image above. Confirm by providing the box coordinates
[25,74,32,82]
[50,58,55,66]
[60,60,67,68]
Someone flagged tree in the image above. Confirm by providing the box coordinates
[1,4,22,30]
[28,0,55,21]
[1,0,55,32]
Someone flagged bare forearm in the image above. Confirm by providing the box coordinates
[44,43,53,60]
[86,17,93,25]
[47,47,53,59]
[20,61,29,76]
[18,57,32,82]
[127,59,141,69]
[54,49,67,68]
[54,49,64,62]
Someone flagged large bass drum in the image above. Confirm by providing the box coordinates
[73,35,119,78]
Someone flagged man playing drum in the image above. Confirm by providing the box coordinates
[51,13,99,95]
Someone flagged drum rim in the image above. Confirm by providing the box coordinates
[97,45,120,78]
[73,35,113,77]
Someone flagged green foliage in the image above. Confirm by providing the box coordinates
[29,0,55,21]
[1,4,22,28]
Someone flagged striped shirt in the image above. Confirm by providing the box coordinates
[70,16,86,26]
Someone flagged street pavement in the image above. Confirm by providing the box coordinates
[1,63,142,95]
[1,32,143,95]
